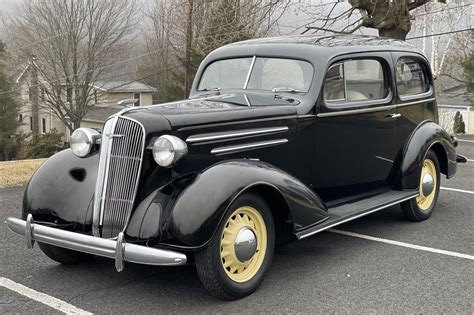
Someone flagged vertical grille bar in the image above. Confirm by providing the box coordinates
[95,116,145,239]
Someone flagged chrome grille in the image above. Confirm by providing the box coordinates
[94,116,145,239]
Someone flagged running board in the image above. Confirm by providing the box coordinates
[296,190,418,240]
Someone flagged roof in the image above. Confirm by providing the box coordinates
[92,81,157,93]
[208,34,423,62]
[232,34,415,48]
[82,106,122,123]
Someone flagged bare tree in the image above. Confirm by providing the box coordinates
[410,1,472,78]
[139,0,289,100]
[302,0,447,40]
[8,0,138,132]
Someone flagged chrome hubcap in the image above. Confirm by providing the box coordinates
[421,172,434,197]
[234,227,257,262]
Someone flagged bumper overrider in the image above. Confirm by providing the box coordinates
[6,214,187,271]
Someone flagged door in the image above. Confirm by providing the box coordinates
[393,54,435,154]
[312,54,398,202]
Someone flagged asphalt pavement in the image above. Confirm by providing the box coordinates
[1,142,473,314]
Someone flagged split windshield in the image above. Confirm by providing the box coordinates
[198,57,313,94]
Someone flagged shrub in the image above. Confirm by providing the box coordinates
[453,111,466,134]
[26,129,65,158]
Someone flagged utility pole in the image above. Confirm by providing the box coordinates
[30,55,39,135]
[184,0,194,98]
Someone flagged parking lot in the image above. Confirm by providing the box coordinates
[1,141,473,314]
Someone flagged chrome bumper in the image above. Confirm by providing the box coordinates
[6,214,187,272]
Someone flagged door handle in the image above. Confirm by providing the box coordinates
[385,113,401,119]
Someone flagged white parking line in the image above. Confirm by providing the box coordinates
[458,139,474,143]
[441,187,474,194]
[0,277,92,315]
[328,229,474,261]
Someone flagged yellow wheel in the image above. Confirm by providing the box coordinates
[220,206,267,283]
[416,159,437,211]
[195,193,275,300]
[401,150,440,221]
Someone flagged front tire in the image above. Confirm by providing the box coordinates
[195,193,275,300]
[38,242,93,265]
[401,149,440,221]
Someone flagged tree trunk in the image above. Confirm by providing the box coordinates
[379,28,408,40]
[184,0,194,98]
[30,56,39,135]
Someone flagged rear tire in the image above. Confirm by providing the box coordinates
[38,242,93,265]
[195,193,275,300]
[401,150,440,222]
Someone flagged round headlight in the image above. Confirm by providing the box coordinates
[152,135,188,167]
[70,128,100,157]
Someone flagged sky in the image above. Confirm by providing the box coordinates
[0,0,17,16]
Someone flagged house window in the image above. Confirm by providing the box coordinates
[133,93,140,107]
[19,114,23,122]
[42,118,47,134]
[30,117,33,131]
[94,90,98,104]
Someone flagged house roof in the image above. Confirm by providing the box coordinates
[92,81,157,93]
[82,106,122,123]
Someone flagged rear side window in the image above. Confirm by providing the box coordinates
[396,57,429,96]
[324,59,387,103]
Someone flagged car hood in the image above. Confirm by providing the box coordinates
[124,94,297,130]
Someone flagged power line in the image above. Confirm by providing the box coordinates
[0,31,70,57]
[0,28,264,97]
[406,28,473,40]
[412,3,473,18]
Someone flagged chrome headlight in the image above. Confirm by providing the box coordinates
[70,128,100,158]
[152,135,188,167]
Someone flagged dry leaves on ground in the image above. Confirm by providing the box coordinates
[0,160,45,188]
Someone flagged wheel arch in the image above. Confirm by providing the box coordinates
[229,183,295,243]
[150,160,327,249]
[430,142,448,176]
[394,120,456,190]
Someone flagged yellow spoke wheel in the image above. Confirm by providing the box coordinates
[220,206,267,283]
[416,159,437,211]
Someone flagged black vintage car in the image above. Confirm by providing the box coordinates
[7,35,466,299]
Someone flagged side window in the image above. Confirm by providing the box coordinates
[396,57,429,96]
[324,59,387,103]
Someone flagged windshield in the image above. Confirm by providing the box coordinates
[198,57,314,93]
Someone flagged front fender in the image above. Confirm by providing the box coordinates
[142,160,328,248]
[395,121,456,190]
[22,149,99,230]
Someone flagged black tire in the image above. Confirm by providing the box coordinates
[38,242,93,265]
[195,192,275,300]
[401,150,440,222]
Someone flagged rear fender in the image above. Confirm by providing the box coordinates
[395,121,456,190]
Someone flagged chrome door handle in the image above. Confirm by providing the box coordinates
[385,113,401,119]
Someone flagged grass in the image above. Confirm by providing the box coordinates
[0,159,45,188]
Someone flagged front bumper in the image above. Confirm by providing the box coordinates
[6,214,187,272]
